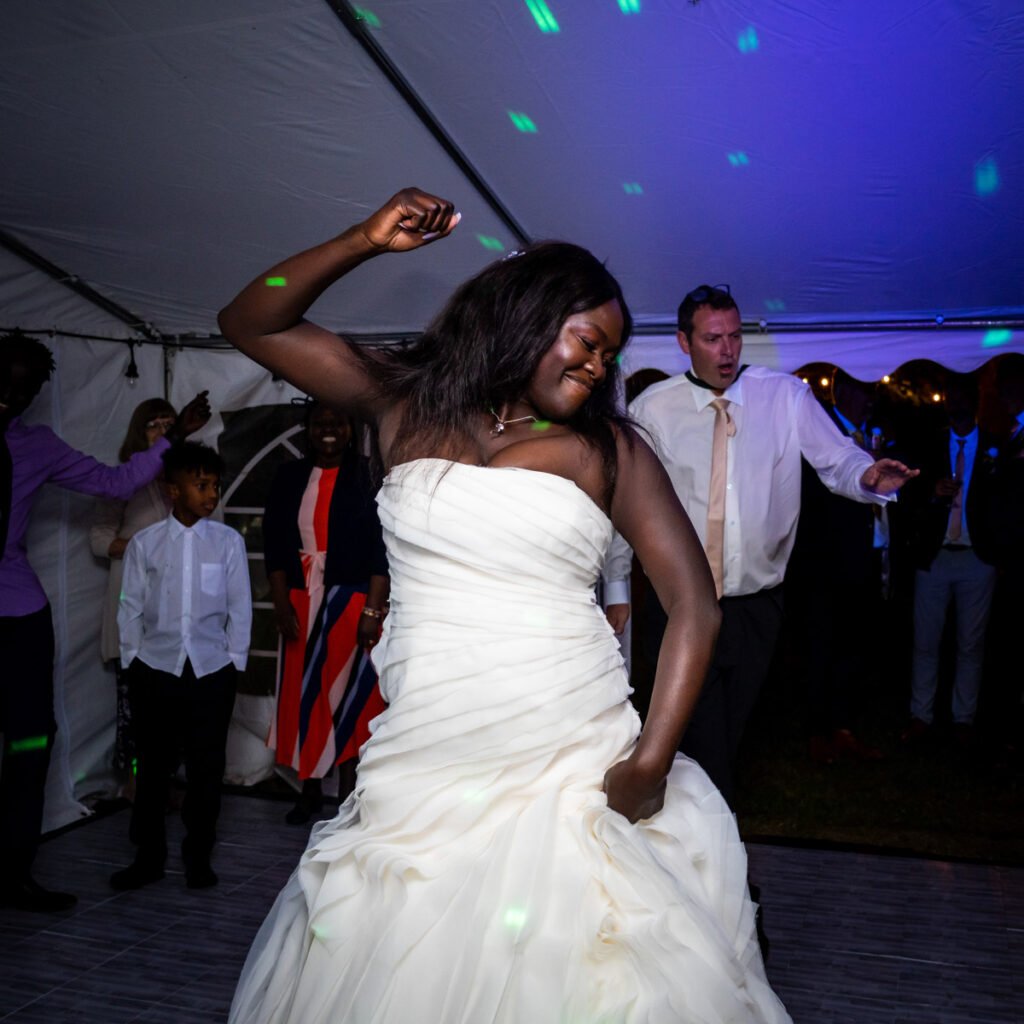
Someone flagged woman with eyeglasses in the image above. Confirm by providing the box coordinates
[90,397,178,798]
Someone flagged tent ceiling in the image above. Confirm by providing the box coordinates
[2,0,1023,339]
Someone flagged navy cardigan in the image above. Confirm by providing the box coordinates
[263,454,387,590]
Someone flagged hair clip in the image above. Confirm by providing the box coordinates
[503,249,525,261]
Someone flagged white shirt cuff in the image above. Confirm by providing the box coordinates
[603,579,630,606]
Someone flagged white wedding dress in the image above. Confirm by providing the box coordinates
[230,458,791,1024]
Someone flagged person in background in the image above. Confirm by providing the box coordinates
[787,369,888,765]
[263,401,389,824]
[901,373,997,750]
[91,397,177,798]
[603,286,917,807]
[0,328,209,911]
[974,357,1024,754]
[111,442,251,891]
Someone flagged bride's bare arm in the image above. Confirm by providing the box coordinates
[218,189,460,418]
[604,431,720,822]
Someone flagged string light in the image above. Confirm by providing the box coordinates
[125,343,139,386]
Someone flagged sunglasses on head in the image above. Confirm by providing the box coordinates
[684,283,731,305]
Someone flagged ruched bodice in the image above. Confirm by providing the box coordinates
[229,458,792,1024]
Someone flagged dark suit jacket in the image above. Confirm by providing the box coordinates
[898,426,998,571]
[789,404,878,588]
[970,427,1024,571]
[263,453,387,590]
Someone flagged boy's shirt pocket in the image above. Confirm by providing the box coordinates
[201,562,226,596]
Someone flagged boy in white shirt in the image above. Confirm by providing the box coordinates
[112,442,251,890]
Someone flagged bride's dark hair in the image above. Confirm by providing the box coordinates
[360,242,634,497]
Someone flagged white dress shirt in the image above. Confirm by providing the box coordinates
[118,514,252,676]
[604,367,891,600]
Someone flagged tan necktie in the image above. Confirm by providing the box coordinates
[947,438,966,541]
[706,398,735,599]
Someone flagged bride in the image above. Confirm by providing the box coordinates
[219,189,791,1023]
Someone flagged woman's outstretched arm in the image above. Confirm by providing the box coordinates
[218,189,460,417]
[604,431,721,822]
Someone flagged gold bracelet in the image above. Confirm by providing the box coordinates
[361,607,384,620]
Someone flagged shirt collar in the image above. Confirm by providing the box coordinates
[167,513,210,538]
[686,370,746,412]
[951,425,979,443]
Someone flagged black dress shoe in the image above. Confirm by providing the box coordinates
[285,797,323,826]
[110,861,164,891]
[185,864,218,890]
[0,876,77,912]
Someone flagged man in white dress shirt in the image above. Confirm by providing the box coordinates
[112,442,251,891]
[604,284,917,804]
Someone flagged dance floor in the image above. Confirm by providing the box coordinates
[0,792,1020,1023]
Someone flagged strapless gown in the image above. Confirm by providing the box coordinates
[229,458,791,1024]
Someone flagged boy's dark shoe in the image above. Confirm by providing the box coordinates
[110,861,165,891]
[0,875,77,912]
[185,863,218,890]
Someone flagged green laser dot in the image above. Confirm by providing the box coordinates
[476,234,505,252]
[983,329,1012,348]
[10,735,49,753]
[265,277,287,287]
[525,0,559,33]
[617,0,641,13]
[353,7,381,28]
[503,906,528,929]
[531,420,552,431]
[508,111,538,133]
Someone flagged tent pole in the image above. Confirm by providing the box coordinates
[325,1,531,248]
[0,227,160,341]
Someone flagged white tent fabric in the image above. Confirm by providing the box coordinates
[2,1,1023,830]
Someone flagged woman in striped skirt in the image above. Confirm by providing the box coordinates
[263,402,389,824]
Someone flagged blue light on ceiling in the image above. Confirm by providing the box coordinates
[974,157,1000,196]
[737,26,759,53]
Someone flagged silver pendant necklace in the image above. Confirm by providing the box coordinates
[489,407,538,437]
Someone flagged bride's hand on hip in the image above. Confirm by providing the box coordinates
[357,188,461,254]
[603,757,667,823]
